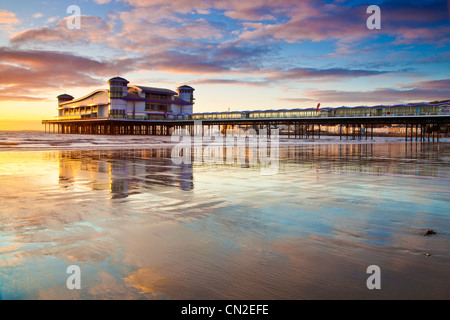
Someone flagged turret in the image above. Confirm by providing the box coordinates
[57,94,74,105]
[177,85,195,104]
[108,76,129,99]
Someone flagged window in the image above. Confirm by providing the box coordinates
[109,109,126,116]
[110,87,123,98]
[151,104,168,111]
[146,93,170,101]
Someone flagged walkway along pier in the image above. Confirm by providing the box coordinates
[42,114,450,142]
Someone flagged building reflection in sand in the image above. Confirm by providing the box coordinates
[58,149,194,199]
[57,142,445,200]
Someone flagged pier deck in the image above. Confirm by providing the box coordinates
[42,114,450,141]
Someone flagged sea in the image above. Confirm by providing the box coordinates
[0,130,449,299]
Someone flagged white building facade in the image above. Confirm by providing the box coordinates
[57,77,194,120]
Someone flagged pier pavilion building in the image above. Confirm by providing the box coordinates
[56,77,194,121]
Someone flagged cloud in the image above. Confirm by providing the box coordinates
[0,10,20,25]
[9,14,269,77]
[266,67,388,81]
[10,15,112,46]
[0,47,135,101]
[381,0,449,26]
[10,0,447,76]
[123,0,210,14]
[236,2,364,43]
[133,37,278,75]
[192,65,389,88]
[11,27,67,43]
[111,7,225,53]
[192,78,268,87]
[399,78,450,92]
[10,1,450,54]
[3,0,448,106]
[0,87,48,102]
[134,50,230,74]
[236,0,450,47]
[32,13,44,19]
[45,16,58,24]
[214,0,299,21]
[392,25,450,45]
[280,79,450,106]
[123,0,305,23]
[196,9,210,15]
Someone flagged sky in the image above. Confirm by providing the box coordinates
[0,0,449,130]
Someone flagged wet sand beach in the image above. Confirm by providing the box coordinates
[0,131,449,299]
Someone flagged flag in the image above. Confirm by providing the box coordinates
[316,103,320,113]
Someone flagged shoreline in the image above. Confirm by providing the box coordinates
[1,131,449,153]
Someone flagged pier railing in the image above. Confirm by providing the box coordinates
[43,112,449,123]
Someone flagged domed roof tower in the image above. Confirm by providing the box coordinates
[108,77,129,99]
[57,94,74,104]
[177,85,195,104]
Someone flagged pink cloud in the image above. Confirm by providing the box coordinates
[11,27,67,43]
[105,5,226,54]
[0,10,20,25]
[392,26,450,45]
[3,0,448,105]
[123,0,304,22]
[214,0,300,21]
[280,79,450,106]
[238,3,367,43]
[235,1,449,47]
[135,51,229,74]
[192,78,267,86]
[399,79,450,91]
[0,48,135,101]
[123,0,210,15]
[10,15,112,45]
[266,67,386,81]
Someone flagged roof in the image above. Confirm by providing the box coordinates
[177,85,195,91]
[108,77,129,84]
[59,89,109,106]
[173,96,194,105]
[125,91,141,99]
[131,85,177,95]
[57,94,74,99]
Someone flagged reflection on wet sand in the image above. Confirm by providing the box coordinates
[57,149,194,199]
[0,142,449,299]
[56,142,447,200]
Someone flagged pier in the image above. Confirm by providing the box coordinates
[42,114,450,142]
[42,77,450,142]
